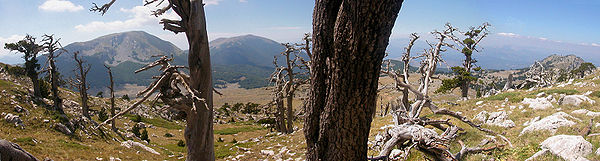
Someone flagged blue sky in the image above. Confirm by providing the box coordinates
[1,0,599,64]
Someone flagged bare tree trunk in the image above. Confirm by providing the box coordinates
[184,1,214,160]
[305,1,403,160]
[461,56,472,99]
[104,65,116,131]
[276,97,287,132]
[31,76,41,98]
[286,93,294,133]
[72,51,90,118]
[43,34,64,114]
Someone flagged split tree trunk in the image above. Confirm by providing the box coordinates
[305,1,403,160]
[184,1,214,160]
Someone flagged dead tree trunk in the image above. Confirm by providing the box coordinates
[305,1,403,160]
[42,34,64,114]
[104,65,117,131]
[71,51,91,118]
[503,73,513,91]
[90,0,215,160]
[4,35,42,98]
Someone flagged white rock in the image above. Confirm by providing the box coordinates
[520,112,580,136]
[536,92,546,97]
[522,97,554,110]
[4,113,24,128]
[475,101,484,105]
[559,95,596,106]
[261,150,275,156]
[532,135,592,161]
[523,116,541,126]
[389,149,403,160]
[120,140,159,155]
[571,109,600,117]
[473,111,515,128]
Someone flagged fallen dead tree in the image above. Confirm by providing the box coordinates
[371,28,510,161]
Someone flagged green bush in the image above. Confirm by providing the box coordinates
[164,133,174,137]
[141,128,149,143]
[121,94,130,101]
[98,108,108,122]
[241,102,261,114]
[4,65,25,76]
[39,79,51,99]
[131,114,142,123]
[132,125,141,137]
[177,140,185,147]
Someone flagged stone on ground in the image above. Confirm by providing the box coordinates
[520,112,580,136]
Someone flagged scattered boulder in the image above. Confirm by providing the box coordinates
[473,111,515,128]
[14,105,29,114]
[520,112,580,136]
[527,135,592,161]
[0,139,39,161]
[4,113,25,128]
[120,140,159,155]
[521,97,554,110]
[559,95,596,107]
[571,109,600,117]
[261,150,275,156]
[53,123,73,135]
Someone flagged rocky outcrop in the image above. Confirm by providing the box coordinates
[527,135,592,161]
[53,123,73,135]
[521,97,554,110]
[520,112,580,136]
[559,95,596,106]
[473,111,515,128]
[0,139,39,161]
[120,140,159,155]
[571,109,600,117]
[4,113,25,128]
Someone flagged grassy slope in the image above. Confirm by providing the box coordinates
[2,68,600,160]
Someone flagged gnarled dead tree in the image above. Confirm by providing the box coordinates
[104,64,117,132]
[69,51,91,118]
[372,29,508,161]
[269,36,311,134]
[90,0,214,159]
[41,34,65,114]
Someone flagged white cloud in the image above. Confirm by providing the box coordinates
[497,32,520,38]
[74,5,179,32]
[591,43,600,47]
[239,0,248,2]
[38,0,84,12]
[205,0,224,5]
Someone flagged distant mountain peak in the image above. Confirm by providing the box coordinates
[64,31,183,66]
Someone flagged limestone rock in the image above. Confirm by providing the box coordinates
[559,95,596,107]
[120,140,159,155]
[4,113,25,128]
[520,112,580,136]
[53,123,72,135]
[522,97,554,110]
[473,111,515,128]
[530,135,592,161]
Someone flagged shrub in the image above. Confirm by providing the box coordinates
[241,102,261,114]
[98,108,108,122]
[177,140,185,147]
[4,65,25,76]
[132,125,141,137]
[591,91,600,98]
[121,94,130,101]
[164,133,174,137]
[141,128,149,143]
[131,114,142,123]
[39,79,51,99]
[231,138,237,144]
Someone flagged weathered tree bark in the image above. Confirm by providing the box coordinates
[0,139,39,161]
[42,34,64,114]
[72,51,91,118]
[305,1,403,160]
[285,52,295,133]
[104,65,117,131]
[183,1,214,160]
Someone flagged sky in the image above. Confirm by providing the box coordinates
[0,0,599,64]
